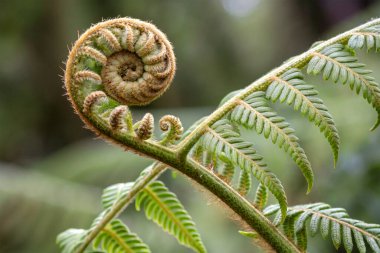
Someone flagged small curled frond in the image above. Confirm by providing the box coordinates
[109,105,133,133]
[135,113,154,140]
[264,203,380,253]
[159,115,183,145]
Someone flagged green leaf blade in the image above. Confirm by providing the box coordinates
[135,181,207,253]
[231,92,314,193]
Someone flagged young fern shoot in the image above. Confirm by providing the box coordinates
[58,17,380,253]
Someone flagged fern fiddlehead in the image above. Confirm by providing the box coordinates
[60,17,380,253]
[65,17,178,158]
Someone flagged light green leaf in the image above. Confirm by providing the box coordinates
[57,229,87,253]
[266,68,340,164]
[93,219,151,253]
[307,43,380,130]
[201,119,288,219]
[230,91,314,193]
[264,203,380,253]
[135,181,207,253]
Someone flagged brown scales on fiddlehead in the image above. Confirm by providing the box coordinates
[65,17,177,151]
[135,113,154,140]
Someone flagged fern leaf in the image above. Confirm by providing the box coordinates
[253,183,268,210]
[283,216,296,241]
[102,182,134,210]
[93,219,151,253]
[264,203,380,253]
[217,160,235,184]
[266,68,340,163]
[57,229,87,253]
[296,227,308,252]
[237,168,252,196]
[348,25,380,51]
[307,43,380,130]
[135,181,207,253]
[230,91,314,192]
[201,119,288,219]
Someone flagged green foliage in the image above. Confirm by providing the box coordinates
[237,167,252,196]
[229,91,313,192]
[102,183,134,210]
[264,203,380,253]
[57,229,87,253]
[266,68,339,163]
[93,219,151,253]
[348,25,380,51]
[307,43,380,130]
[199,119,288,218]
[253,183,268,211]
[135,181,207,253]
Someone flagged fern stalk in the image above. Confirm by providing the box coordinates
[75,163,166,253]
[185,158,300,252]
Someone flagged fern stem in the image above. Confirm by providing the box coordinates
[183,158,301,253]
[76,162,166,253]
[176,18,380,158]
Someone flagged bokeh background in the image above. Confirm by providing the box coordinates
[0,0,379,252]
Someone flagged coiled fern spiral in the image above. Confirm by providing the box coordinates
[65,18,180,148]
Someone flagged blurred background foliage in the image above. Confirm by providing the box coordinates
[0,0,379,252]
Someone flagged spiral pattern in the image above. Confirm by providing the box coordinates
[159,115,183,145]
[65,17,176,110]
[65,17,183,151]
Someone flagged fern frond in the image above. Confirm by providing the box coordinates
[264,203,380,253]
[201,119,287,218]
[253,183,268,211]
[57,229,87,253]
[102,183,134,210]
[237,167,252,196]
[93,219,151,253]
[266,68,340,163]
[307,43,380,130]
[215,159,235,184]
[230,91,313,192]
[135,181,207,253]
[348,25,380,51]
